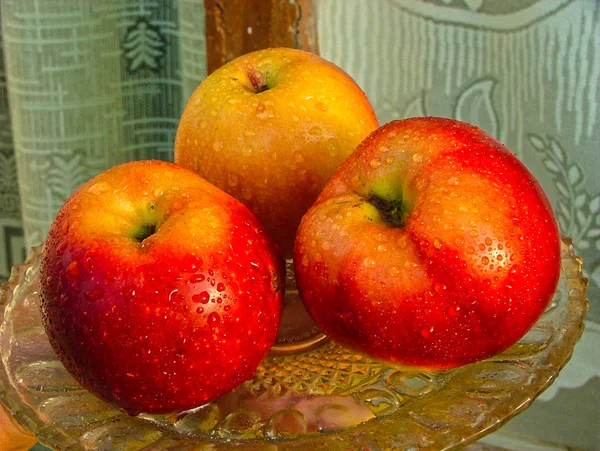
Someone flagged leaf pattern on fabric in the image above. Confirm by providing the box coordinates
[454,78,499,141]
[464,0,484,11]
[528,133,600,252]
[403,91,427,119]
[47,154,91,202]
[123,18,167,73]
[0,152,17,190]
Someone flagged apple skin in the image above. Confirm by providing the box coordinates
[294,117,561,370]
[39,160,283,414]
[174,47,379,258]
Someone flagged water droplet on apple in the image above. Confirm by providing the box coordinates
[88,181,111,195]
[481,256,490,265]
[389,266,400,276]
[228,173,239,187]
[242,188,253,200]
[67,261,79,277]
[377,244,387,252]
[182,255,202,273]
[59,293,69,307]
[369,158,381,169]
[190,274,205,283]
[448,177,460,186]
[256,102,273,119]
[378,145,389,153]
[169,289,186,303]
[56,239,68,256]
[326,137,339,155]
[421,327,432,339]
[404,260,417,270]
[412,153,423,163]
[217,283,225,292]
[193,292,210,304]
[196,307,204,314]
[308,126,322,136]
[208,312,220,326]
[434,283,446,294]
[433,238,443,249]
[466,246,475,254]
[85,286,104,301]
[397,236,409,249]
[363,257,376,268]
[122,286,136,301]
[385,156,395,165]
[448,306,460,317]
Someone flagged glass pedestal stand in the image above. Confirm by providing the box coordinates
[270,260,328,356]
[0,237,589,451]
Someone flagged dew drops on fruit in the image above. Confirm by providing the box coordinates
[193,292,210,304]
[369,158,381,169]
[208,312,221,326]
[412,153,423,163]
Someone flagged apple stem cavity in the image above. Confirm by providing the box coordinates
[134,223,157,243]
[247,70,269,93]
[368,194,406,228]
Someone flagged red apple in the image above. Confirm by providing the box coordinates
[174,47,378,258]
[40,160,283,414]
[294,117,561,370]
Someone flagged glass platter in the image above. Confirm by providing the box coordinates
[0,236,589,451]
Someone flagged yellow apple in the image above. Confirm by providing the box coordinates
[174,48,378,257]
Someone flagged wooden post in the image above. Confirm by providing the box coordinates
[204,0,318,74]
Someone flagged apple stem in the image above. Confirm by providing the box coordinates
[247,71,269,93]
[368,194,406,227]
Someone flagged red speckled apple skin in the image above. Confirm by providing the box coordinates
[40,160,283,414]
[294,117,561,370]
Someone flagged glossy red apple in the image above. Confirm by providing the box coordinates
[294,117,561,370]
[174,47,378,258]
[40,160,283,414]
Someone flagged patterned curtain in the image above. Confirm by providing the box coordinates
[0,0,204,274]
[0,1,598,316]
